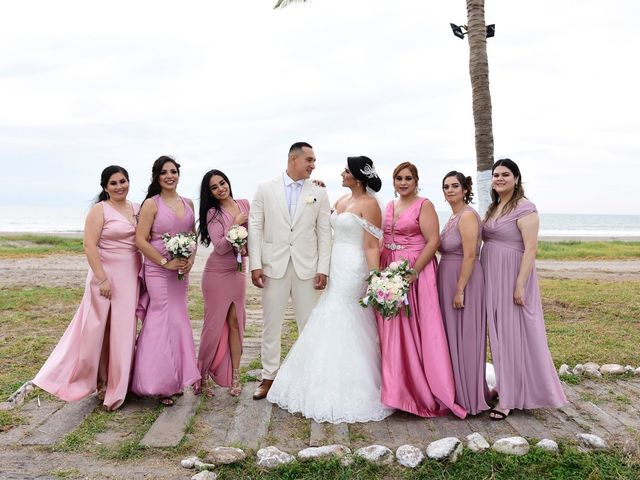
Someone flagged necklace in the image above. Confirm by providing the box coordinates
[163,196,182,214]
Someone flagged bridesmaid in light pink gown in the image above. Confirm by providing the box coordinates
[377,162,466,419]
[437,171,490,416]
[195,169,249,397]
[131,156,200,405]
[481,159,567,420]
[34,166,141,411]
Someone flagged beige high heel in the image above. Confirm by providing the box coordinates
[230,368,241,397]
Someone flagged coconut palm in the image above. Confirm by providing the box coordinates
[274,0,495,213]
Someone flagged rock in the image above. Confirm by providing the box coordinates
[354,445,394,465]
[486,363,496,390]
[298,444,351,461]
[191,472,217,480]
[558,364,571,376]
[576,433,608,451]
[491,436,530,456]
[584,367,602,378]
[193,460,216,472]
[0,402,14,411]
[624,365,635,374]
[583,362,601,371]
[246,369,262,380]
[256,446,295,468]
[600,364,625,375]
[466,432,490,453]
[395,445,424,468]
[536,439,559,452]
[573,364,585,375]
[636,367,640,376]
[205,446,246,465]
[426,437,463,463]
[181,456,200,469]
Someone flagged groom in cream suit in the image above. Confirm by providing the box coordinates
[249,142,332,399]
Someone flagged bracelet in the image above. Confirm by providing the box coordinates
[97,278,108,285]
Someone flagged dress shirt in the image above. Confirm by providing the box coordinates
[283,173,304,218]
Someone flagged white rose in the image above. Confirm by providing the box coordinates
[238,228,248,239]
[228,230,238,241]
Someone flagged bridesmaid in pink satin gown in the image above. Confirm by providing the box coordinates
[481,159,567,420]
[195,169,249,397]
[377,162,466,419]
[131,156,200,405]
[33,166,141,411]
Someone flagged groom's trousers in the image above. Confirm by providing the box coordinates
[261,260,321,380]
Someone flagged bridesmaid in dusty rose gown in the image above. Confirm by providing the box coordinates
[376,162,466,419]
[195,169,249,397]
[437,171,490,416]
[34,166,141,411]
[481,159,567,420]
[131,156,200,405]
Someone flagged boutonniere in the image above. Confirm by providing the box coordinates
[305,195,317,204]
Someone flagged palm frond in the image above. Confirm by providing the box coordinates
[274,0,308,9]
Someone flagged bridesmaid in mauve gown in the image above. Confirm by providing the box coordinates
[377,162,466,419]
[195,169,249,397]
[437,171,490,416]
[481,159,567,420]
[34,165,141,411]
[131,156,200,405]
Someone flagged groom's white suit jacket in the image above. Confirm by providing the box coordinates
[249,176,332,280]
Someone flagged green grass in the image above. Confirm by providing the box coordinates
[212,447,640,480]
[0,287,83,399]
[537,241,640,260]
[0,234,83,257]
[54,408,111,452]
[541,279,640,367]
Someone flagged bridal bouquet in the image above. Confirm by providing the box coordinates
[162,231,197,280]
[360,259,415,320]
[226,224,248,271]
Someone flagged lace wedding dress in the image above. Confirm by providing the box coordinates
[267,212,395,423]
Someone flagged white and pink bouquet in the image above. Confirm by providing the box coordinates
[162,231,197,280]
[226,224,248,271]
[360,259,415,320]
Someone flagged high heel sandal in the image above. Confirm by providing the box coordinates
[230,368,241,397]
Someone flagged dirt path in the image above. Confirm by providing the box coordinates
[2,250,639,289]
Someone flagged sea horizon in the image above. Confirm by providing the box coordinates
[1,206,640,239]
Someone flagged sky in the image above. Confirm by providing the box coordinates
[1,0,639,215]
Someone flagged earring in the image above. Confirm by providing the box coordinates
[415,186,420,196]
[394,190,398,198]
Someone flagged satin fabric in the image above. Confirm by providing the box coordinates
[34,201,141,410]
[130,195,200,397]
[198,199,249,387]
[377,198,466,419]
[481,200,567,410]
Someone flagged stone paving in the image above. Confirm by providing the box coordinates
[1,258,640,478]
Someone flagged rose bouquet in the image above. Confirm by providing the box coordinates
[226,224,248,271]
[360,259,415,319]
[161,231,197,280]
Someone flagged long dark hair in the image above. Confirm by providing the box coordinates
[142,156,181,207]
[442,170,474,205]
[484,158,526,221]
[96,165,130,203]
[198,169,234,247]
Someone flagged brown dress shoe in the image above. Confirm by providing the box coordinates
[252,379,274,400]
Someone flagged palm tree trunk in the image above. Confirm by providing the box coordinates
[466,0,494,215]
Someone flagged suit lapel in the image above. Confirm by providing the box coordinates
[272,177,291,224]
[292,180,311,226]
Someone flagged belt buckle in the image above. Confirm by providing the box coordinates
[386,243,405,251]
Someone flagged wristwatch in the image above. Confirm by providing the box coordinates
[160,257,168,267]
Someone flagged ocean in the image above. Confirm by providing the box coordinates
[1,206,639,239]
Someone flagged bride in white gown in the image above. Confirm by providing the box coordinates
[267,156,394,423]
